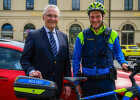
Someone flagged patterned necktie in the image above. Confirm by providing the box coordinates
[49,31,57,57]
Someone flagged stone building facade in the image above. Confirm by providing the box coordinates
[0,0,140,49]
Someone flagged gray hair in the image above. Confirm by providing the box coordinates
[43,4,60,16]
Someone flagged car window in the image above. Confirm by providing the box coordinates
[129,46,139,49]
[0,47,23,70]
[121,46,126,49]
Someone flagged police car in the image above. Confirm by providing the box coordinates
[0,39,25,100]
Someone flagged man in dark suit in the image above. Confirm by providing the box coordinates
[20,4,71,100]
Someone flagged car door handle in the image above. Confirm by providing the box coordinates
[0,77,8,81]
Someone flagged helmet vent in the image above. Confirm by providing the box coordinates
[99,4,101,7]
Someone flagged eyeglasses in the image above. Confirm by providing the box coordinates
[44,14,58,18]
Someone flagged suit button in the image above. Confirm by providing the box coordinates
[54,61,56,64]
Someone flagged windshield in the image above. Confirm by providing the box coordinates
[129,46,140,49]
[0,47,23,70]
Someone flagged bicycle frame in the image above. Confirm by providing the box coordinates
[65,58,140,100]
[79,86,138,100]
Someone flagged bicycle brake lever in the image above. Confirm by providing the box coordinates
[127,66,133,71]
[131,60,136,65]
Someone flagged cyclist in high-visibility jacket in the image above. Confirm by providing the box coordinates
[72,2,129,100]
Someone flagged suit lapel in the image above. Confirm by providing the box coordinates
[56,30,63,57]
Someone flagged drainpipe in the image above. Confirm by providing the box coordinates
[109,0,111,27]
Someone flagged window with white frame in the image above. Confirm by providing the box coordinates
[96,0,104,5]
[124,0,133,10]
[72,0,80,10]
[1,23,13,39]
[121,24,134,45]
[26,0,34,10]
[49,0,57,5]
[3,0,11,10]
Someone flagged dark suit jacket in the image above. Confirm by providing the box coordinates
[20,27,71,94]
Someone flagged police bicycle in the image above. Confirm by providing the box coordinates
[14,58,140,100]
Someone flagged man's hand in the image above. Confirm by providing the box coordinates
[29,70,43,79]
[63,86,71,99]
[122,63,129,72]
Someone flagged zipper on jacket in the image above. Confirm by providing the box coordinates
[94,37,98,75]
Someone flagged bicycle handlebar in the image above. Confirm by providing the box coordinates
[129,57,140,85]
[65,57,140,100]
